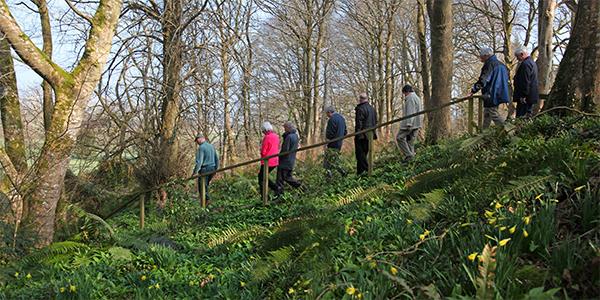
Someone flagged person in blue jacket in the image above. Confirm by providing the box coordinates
[192,134,219,205]
[513,47,539,118]
[324,106,348,178]
[468,47,510,128]
[276,121,302,195]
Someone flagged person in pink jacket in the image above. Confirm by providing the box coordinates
[258,121,280,196]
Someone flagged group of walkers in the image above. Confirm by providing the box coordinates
[191,45,539,204]
[468,47,539,127]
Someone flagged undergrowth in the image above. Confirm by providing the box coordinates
[1,115,599,299]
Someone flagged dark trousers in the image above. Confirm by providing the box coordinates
[324,147,347,177]
[276,168,301,195]
[354,137,369,175]
[197,165,216,200]
[258,165,277,196]
[516,102,533,117]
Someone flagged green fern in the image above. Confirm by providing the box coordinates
[16,241,89,268]
[501,176,553,199]
[251,246,294,282]
[335,184,391,208]
[207,225,268,248]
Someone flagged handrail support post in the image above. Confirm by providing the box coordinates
[262,159,269,206]
[200,175,207,208]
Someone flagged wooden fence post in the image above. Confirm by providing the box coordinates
[200,175,206,208]
[262,159,269,205]
[468,96,474,134]
[367,130,374,176]
[477,97,484,131]
[139,193,145,230]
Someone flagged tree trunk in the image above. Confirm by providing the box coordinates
[534,0,557,114]
[158,0,184,191]
[33,0,54,132]
[0,36,27,226]
[0,37,27,174]
[426,0,453,144]
[417,0,430,134]
[501,0,517,119]
[220,32,234,166]
[0,0,123,246]
[547,0,600,112]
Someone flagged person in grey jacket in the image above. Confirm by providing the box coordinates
[324,106,348,178]
[276,122,302,195]
[396,85,423,161]
[192,134,219,204]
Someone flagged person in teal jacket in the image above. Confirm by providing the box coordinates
[192,134,219,204]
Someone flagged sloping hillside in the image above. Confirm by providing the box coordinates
[1,115,599,299]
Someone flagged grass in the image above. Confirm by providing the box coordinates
[0,115,599,299]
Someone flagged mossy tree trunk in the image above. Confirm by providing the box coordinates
[0,0,123,247]
[0,36,27,227]
[546,0,600,112]
[426,0,453,144]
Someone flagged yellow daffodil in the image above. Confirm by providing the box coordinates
[240,281,246,287]
[357,293,363,299]
[488,218,497,225]
[468,252,478,262]
[59,287,65,293]
[390,267,398,275]
[523,216,531,225]
[523,229,529,237]
[288,288,295,294]
[494,202,503,210]
[535,193,543,200]
[26,273,31,279]
[424,230,430,236]
[69,285,76,293]
[141,275,147,281]
[419,234,426,241]
[346,286,356,295]
[485,210,494,218]
[509,226,516,234]
[499,238,511,246]
[14,272,19,278]
[154,283,160,289]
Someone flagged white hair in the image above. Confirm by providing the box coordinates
[261,121,273,132]
[479,47,494,57]
[514,47,528,56]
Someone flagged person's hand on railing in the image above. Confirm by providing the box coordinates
[467,91,474,97]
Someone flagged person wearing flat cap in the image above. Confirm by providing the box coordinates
[192,134,219,205]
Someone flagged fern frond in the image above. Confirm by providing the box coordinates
[69,205,115,237]
[207,225,268,248]
[501,175,553,199]
[475,244,497,300]
[17,241,89,267]
[334,184,392,208]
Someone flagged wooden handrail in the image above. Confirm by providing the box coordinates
[110,93,551,221]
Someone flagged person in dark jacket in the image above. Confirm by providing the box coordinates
[354,93,377,175]
[468,47,510,128]
[513,47,539,118]
[276,122,302,195]
[324,106,348,178]
[192,134,219,204]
